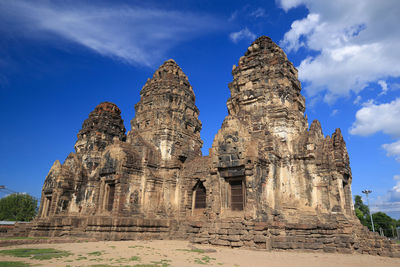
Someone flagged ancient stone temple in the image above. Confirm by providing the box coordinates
[30,36,399,256]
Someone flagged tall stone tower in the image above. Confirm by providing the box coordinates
[209,36,352,220]
[129,59,203,163]
[40,102,126,217]
[228,36,308,143]
[74,102,126,172]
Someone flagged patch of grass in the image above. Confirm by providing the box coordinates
[0,248,72,260]
[0,261,31,267]
[176,248,205,253]
[128,245,144,249]
[89,258,103,262]
[114,257,127,263]
[133,263,170,267]
[76,256,88,260]
[194,255,216,265]
[129,256,141,261]
[148,259,171,267]
[109,246,116,249]
[0,237,48,240]
[88,251,103,256]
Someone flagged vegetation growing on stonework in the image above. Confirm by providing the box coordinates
[0,193,37,221]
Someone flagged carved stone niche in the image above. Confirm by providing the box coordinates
[56,194,70,214]
[191,180,206,216]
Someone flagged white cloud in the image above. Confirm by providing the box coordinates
[229,28,256,44]
[382,141,400,162]
[277,0,304,12]
[350,98,400,160]
[0,1,222,67]
[330,109,338,116]
[378,80,388,95]
[278,0,400,102]
[281,13,319,52]
[350,98,400,137]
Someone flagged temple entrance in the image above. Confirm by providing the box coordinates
[107,183,115,212]
[229,179,244,211]
[102,182,116,212]
[194,182,206,209]
[44,195,52,217]
[192,181,206,215]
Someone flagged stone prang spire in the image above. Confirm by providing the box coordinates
[129,59,202,162]
[75,102,126,171]
[228,36,307,141]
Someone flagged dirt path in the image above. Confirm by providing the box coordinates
[0,240,399,267]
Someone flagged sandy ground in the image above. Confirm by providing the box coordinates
[0,240,400,267]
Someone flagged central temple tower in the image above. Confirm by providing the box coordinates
[129,59,203,164]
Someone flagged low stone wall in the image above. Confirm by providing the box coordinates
[0,224,15,236]
[186,218,400,257]
[15,215,400,258]
[29,216,186,241]
[3,222,32,238]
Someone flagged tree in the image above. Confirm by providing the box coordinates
[354,195,370,227]
[0,193,37,221]
[372,212,397,238]
[354,195,369,215]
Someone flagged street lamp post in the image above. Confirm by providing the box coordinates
[362,189,375,232]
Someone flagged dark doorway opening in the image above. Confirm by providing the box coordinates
[194,182,206,209]
[46,196,52,217]
[107,183,115,212]
[230,179,244,211]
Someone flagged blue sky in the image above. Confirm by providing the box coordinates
[1,0,400,218]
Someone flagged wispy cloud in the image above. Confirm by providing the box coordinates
[0,1,223,67]
[378,80,388,95]
[229,6,267,21]
[249,8,267,18]
[330,109,338,116]
[229,28,256,44]
[353,95,362,105]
